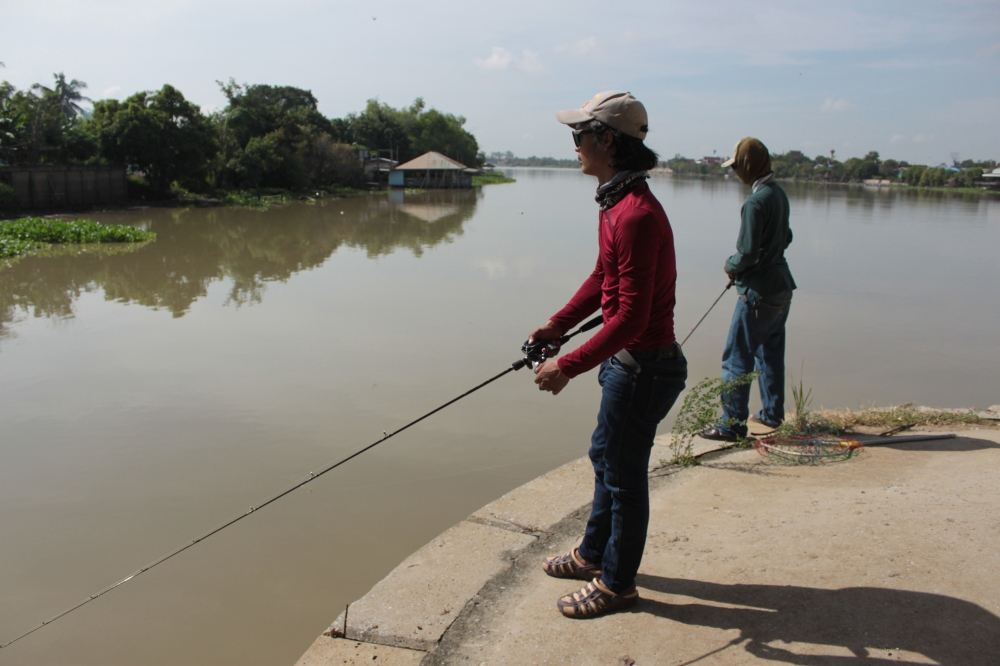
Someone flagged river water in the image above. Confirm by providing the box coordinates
[1,169,997,665]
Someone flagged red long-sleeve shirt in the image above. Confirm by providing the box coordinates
[550,182,677,378]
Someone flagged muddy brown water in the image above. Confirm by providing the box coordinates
[1,170,997,665]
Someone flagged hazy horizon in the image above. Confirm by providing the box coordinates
[2,0,998,165]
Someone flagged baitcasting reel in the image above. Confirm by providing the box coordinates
[513,338,563,371]
[510,315,602,372]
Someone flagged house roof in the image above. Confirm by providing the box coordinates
[394,151,468,171]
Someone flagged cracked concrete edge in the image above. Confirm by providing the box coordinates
[334,520,535,652]
[294,634,426,666]
[296,434,731,664]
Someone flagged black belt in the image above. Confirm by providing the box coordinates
[613,344,681,373]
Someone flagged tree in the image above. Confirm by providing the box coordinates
[34,73,91,119]
[0,73,96,165]
[409,107,479,166]
[215,80,338,189]
[346,98,480,166]
[90,84,216,193]
[843,152,879,181]
[347,99,411,162]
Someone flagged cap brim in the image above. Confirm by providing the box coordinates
[721,157,736,168]
[555,108,593,126]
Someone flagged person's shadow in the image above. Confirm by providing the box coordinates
[635,575,1000,664]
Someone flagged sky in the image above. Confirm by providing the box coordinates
[2,0,999,165]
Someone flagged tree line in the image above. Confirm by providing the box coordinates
[665,151,997,188]
[0,73,482,197]
[490,148,997,190]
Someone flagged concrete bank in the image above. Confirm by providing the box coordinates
[295,428,1000,665]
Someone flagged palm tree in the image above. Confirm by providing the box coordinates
[32,72,91,119]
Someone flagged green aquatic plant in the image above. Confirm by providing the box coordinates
[0,237,38,258]
[0,216,155,260]
[221,190,292,209]
[472,172,515,186]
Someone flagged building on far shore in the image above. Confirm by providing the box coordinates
[389,151,475,189]
[982,167,1000,189]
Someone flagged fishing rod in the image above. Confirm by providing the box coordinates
[0,314,603,651]
[4,279,732,649]
[679,279,734,348]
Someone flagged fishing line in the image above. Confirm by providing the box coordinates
[3,279,731,649]
[0,314,602,650]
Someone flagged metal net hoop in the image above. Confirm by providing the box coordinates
[754,434,864,465]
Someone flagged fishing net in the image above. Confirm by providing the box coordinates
[754,434,864,465]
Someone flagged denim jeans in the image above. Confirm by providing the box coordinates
[577,347,687,593]
[718,290,793,434]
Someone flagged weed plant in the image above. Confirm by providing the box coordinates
[669,373,758,465]
[816,404,985,430]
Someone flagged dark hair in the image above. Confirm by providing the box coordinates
[587,121,658,171]
[610,132,658,171]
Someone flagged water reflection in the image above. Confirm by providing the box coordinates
[0,189,479,336]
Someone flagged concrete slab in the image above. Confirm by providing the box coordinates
[293,635,424,666]
[469,455,593,533]
[469,434,724,535]
[430,429,1000,665]
[337,519,535,651]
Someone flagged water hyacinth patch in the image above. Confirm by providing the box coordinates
[0,237,39,258]
[0,217,155,260]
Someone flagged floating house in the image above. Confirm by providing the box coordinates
[389,151,474,189]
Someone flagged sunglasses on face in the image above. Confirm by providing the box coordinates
[572,127,598,147]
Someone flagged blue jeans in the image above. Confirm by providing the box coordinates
[577,347,687,593]
[718,290,792,434]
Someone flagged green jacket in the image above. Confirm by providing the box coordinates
[725,179,796,297]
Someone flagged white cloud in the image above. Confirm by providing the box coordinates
[101,85,122,98]
[821,97,853,113]
[890,133,906,144]
[475,47,513,71]
[474,47,542,72]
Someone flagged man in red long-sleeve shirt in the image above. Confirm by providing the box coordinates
[529,91,687,618]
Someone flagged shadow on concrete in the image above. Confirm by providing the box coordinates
[860,433,999,453]
[634,575,1000,665]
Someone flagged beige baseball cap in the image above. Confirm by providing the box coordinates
[721,137,769,168]
[556,91,649,140]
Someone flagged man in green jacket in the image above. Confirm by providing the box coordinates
[700,137,796,441]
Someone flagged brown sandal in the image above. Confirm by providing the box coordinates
[542,548,601,581]
[557,578,638,619]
